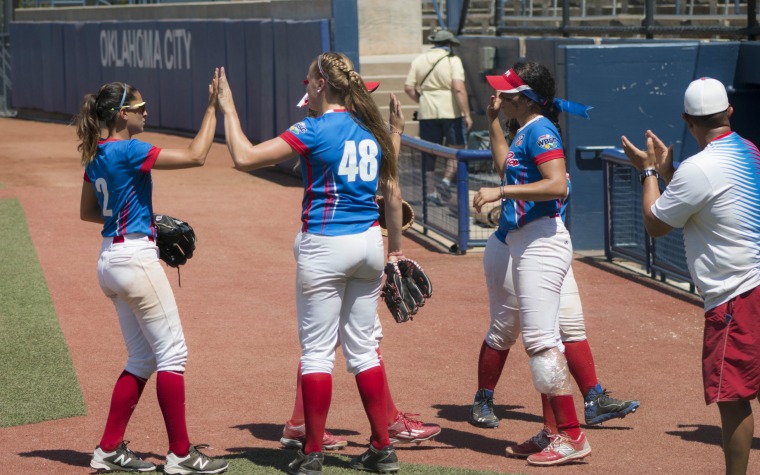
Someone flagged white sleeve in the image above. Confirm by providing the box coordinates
[651,161,713,228]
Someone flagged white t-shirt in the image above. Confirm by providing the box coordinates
[651,132,760,310]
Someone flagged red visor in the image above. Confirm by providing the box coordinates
[297,81,381,108]
[485,68,532,93]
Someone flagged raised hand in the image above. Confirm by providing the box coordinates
[389,92,405,134]
[486,94,502,122]
[646,129,675,183]
[207,67,219,110]
[621,134,655,172]
[217,67,235,113]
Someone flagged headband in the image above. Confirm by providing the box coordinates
[118,83,127,108]
[110,83,128,112]
[317,54,339,90]
[486,69,593,119]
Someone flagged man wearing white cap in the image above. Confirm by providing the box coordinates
[622,77,760,475]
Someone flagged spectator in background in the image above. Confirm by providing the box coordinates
[622,77,760,475]
[404,29,472,206]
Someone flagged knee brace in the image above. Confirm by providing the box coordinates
[528,347,573,397]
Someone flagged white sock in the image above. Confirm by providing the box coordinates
[442,178,451,187]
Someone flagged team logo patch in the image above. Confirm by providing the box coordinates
[514,134,524,147]
[289,122,308,135]
[506,151,518,167]
[537,134,559,150]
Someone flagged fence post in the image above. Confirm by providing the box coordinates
[603,159,612,261]
[456,154,469,254]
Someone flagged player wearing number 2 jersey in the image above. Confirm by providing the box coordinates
[76,74,228,474]
[217,52,406,474]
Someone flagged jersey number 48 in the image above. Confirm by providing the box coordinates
[339,139,378,182]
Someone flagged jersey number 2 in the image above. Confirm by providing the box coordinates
[338,140,378,182]
[95,178,113,217]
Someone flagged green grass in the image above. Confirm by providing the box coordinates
[103,448,526,474]
[0,198,86,427]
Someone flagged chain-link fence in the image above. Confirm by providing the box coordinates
[602,148,694,291]
[399,135,503,254]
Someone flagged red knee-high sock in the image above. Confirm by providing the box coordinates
[477,341,509,391]
[288,362,305,426]
[156,371,190,456]
[541,394,557,433]
[564,340,598,395]
[377,348,400,424]
[550,395,581,439]
[302,372,332,454]
[355,366,391,449]
[99,370,147,452]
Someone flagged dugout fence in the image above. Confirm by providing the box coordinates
[399,135,506,254]
[601,148,695,292]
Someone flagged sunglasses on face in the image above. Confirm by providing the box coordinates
[121,102,147,114]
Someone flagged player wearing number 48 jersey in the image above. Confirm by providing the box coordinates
[218,52,414,474]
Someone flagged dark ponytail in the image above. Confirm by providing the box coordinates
[73,82,135,165]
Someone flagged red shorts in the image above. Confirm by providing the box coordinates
[702,284,760,405]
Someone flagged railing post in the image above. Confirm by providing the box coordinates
[456,153,470,254]
[644,0,655,38]
[748,0,758,41]
[603,160,612,261]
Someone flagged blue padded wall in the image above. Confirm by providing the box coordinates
[10,19,329,144]
[559,42,742,249]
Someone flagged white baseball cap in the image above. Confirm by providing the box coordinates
[684,77,729,116]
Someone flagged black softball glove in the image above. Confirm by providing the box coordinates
[381,259,433,323]
[153,214,196,268]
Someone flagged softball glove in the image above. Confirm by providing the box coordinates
[153,214,196,267]
[381,259,433,323]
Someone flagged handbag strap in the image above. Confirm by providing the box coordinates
[417,51,451,95]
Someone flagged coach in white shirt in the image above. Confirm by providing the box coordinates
[622,77,760,475]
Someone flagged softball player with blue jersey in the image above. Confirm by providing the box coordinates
[76,75,228,474]
[472,61,593,466]
[217,52,405,475]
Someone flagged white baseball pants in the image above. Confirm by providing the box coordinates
[97,234,188,380]
[484,233,587,351]
[294,227,385,376]
[504,216,573,356]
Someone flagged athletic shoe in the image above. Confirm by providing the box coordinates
[350,444,400,473]
[426,182,452,206]
[436,182,453,201]
[526,431,591,466]
[287,450,323,475]
[505,426,554,458]
[90,441,157,472]
[164,445,228,474]
[387,412,441,444]
[584,383,640,425]
[469,388,499,428]
[280,422,348,450]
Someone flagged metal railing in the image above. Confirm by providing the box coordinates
[487,0,759,39]
[399,134,500,254]
[600,147,695,291]
[0,32,13,117]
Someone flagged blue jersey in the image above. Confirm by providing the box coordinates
[280,111,381,236]
[496,116,564,236]
[84,138,161,238]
